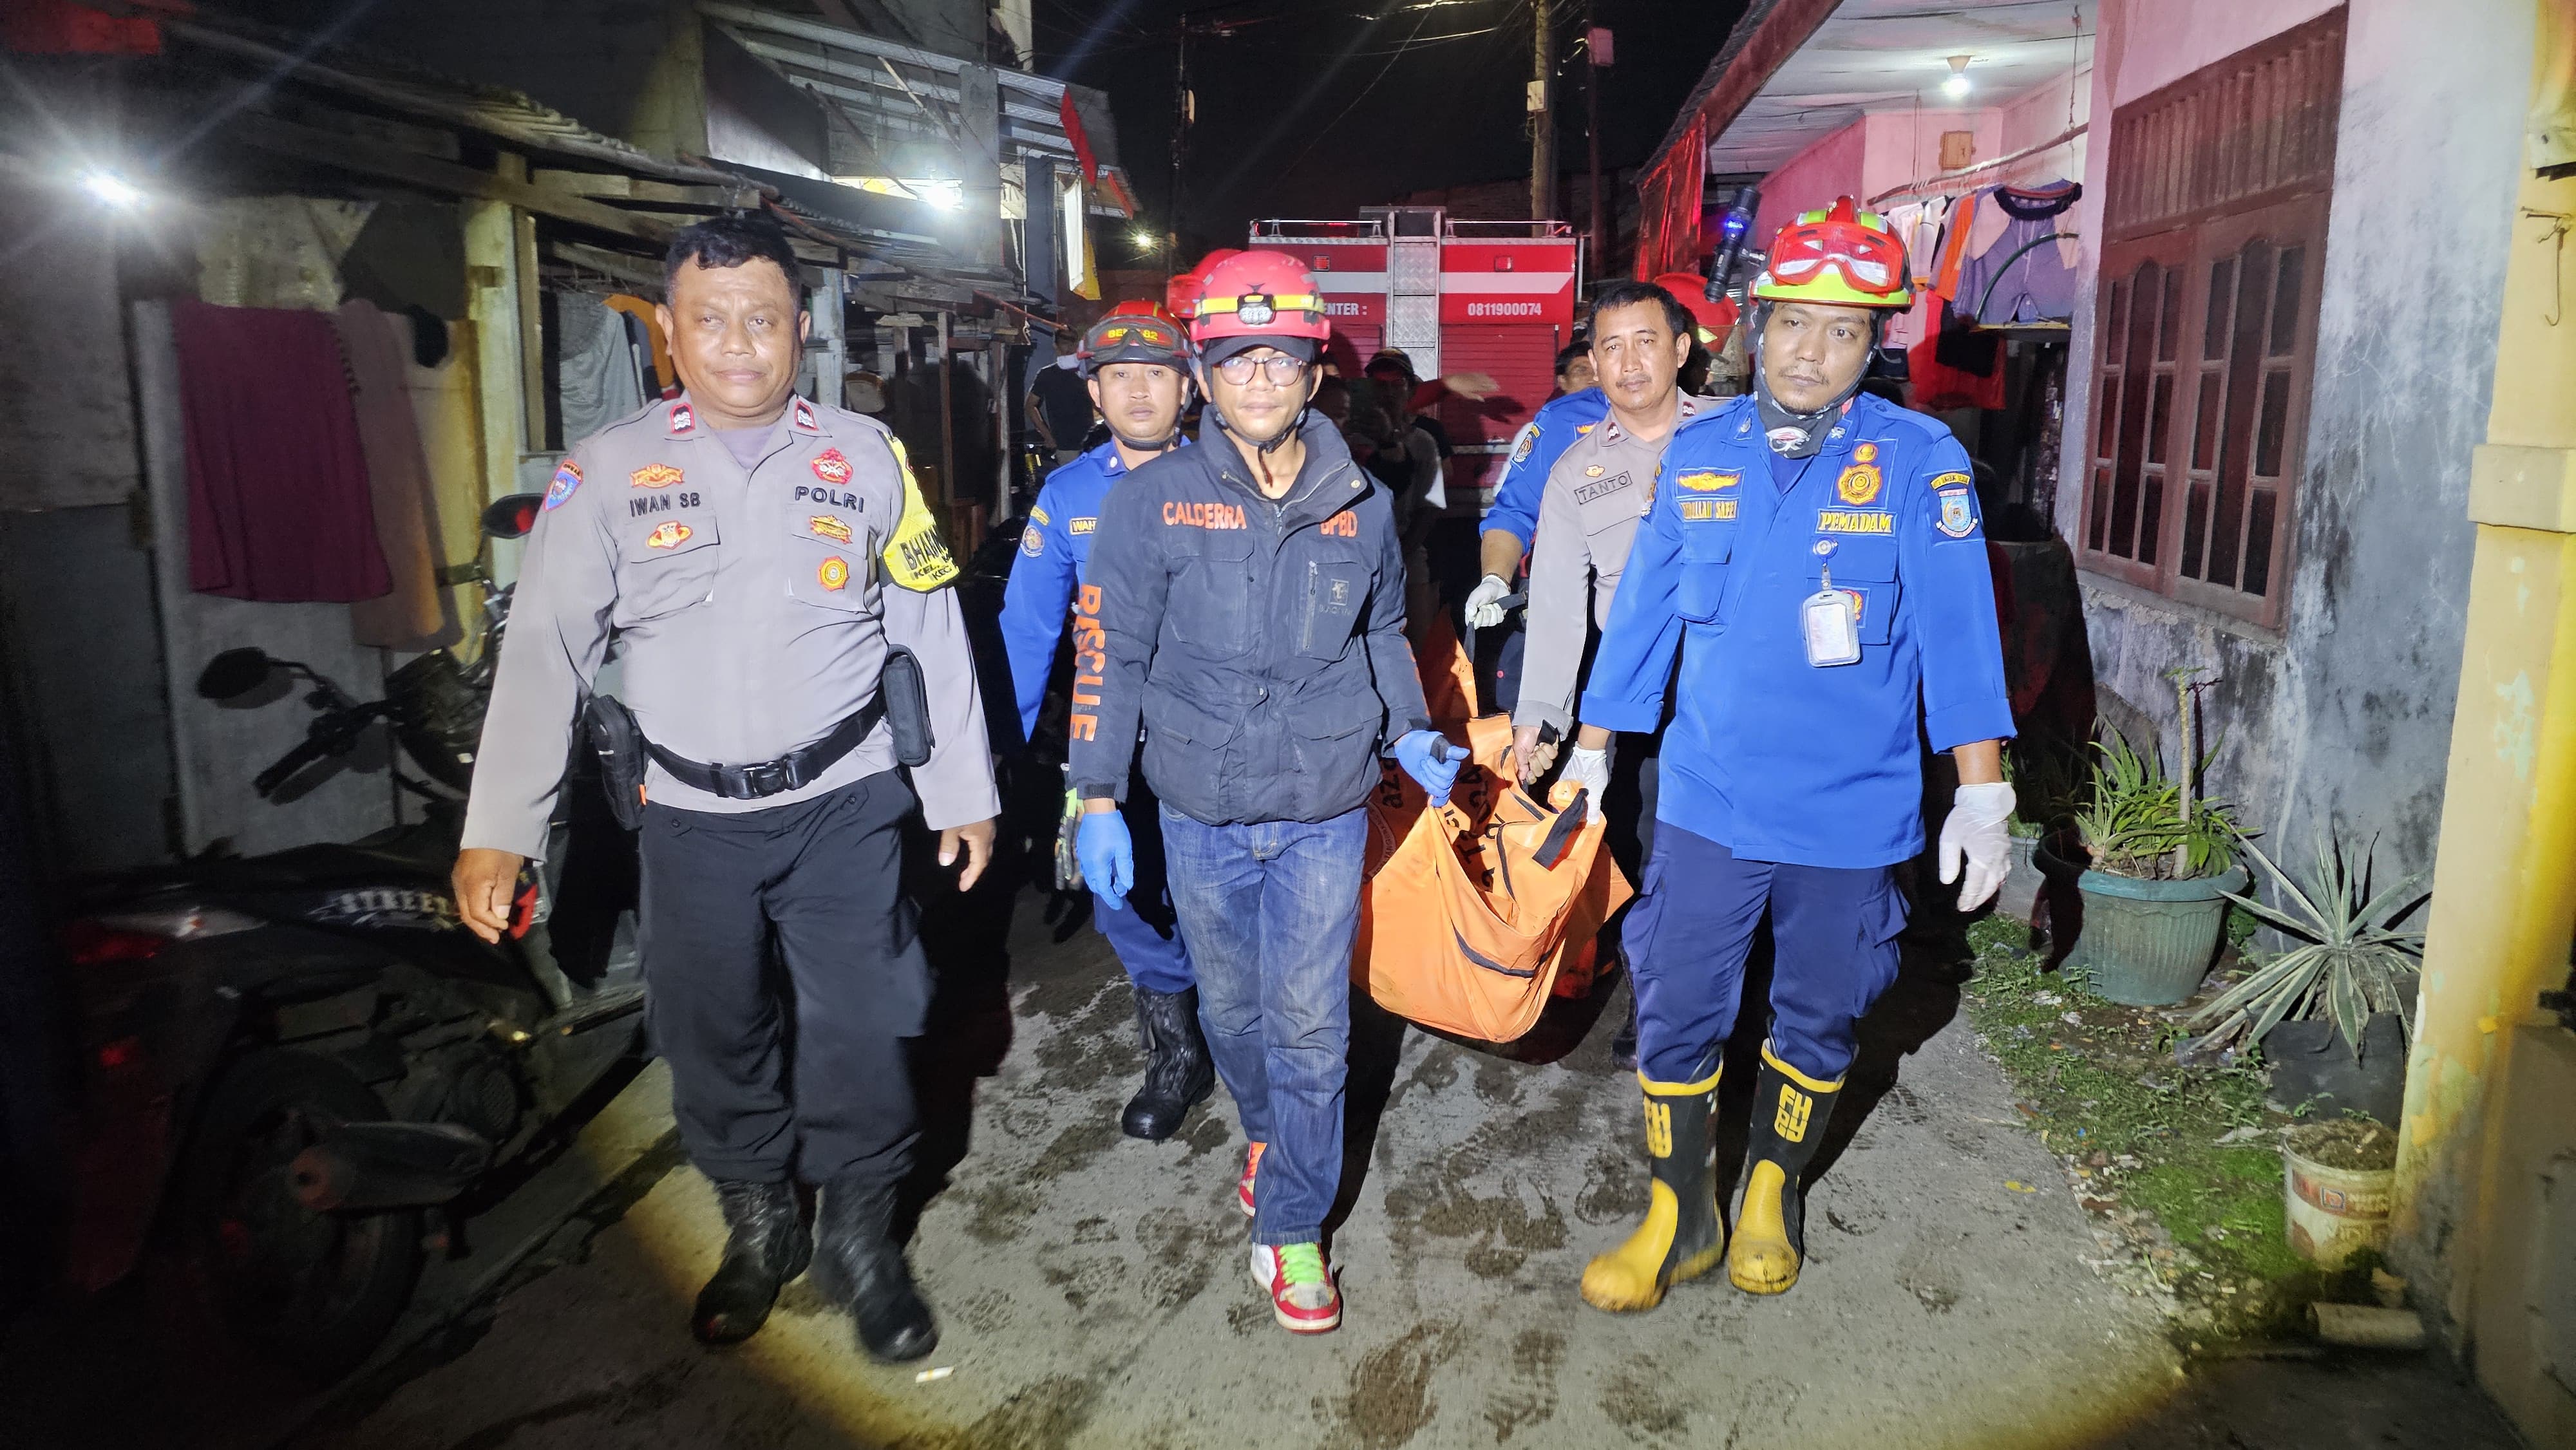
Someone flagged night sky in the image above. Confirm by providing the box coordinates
[1030,0,1749,259]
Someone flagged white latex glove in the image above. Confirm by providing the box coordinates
[1464,573,1514,630]
[1560,744,1611,807]
[1939,782,2018,911]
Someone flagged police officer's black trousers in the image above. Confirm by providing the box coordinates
[639,772,927,1189]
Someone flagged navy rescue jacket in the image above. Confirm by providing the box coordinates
[1068,411,1433,826]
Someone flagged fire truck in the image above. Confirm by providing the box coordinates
[1246,207,1581,507]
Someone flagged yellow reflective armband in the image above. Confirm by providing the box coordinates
[880,436,959,590]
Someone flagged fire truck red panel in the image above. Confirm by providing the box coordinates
[1435,323,1566,500]
[1439,242,1578,325]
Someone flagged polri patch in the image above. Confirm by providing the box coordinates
[668,401,696,435]
[1817,509,1895,534]
[645,520,692,549]
[630,462,683,489]
[809,514,853,544]
[791,397,819,433]
[1836,461,1883,505]
[544,458,582,511]
[811,448,852,485]
[819,556,850,590]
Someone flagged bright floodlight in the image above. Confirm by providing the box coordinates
[1943,55,1973,99]
[1130,227,1157,250]
[80,169,146,209]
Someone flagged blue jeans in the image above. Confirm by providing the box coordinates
[1092,781,1195,995]
[1157,803,1366,1245]
[1624,824,1908,1086]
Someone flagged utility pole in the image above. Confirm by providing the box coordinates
[1529,0,1554,222]
[1170,20,1190,258]
[1585,8,1605,265]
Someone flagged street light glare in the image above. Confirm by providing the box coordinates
[79,169,146,210]
[1130,227,1157,250]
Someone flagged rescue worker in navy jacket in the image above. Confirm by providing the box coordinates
[454,217,996,1362]
[997,304,1211,1142]
[1068,250,1463,1335]
[1567,200,2018,1313]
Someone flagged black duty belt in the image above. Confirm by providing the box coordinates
[646,698,886,801]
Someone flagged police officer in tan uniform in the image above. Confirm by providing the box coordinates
[453,216,996,1364]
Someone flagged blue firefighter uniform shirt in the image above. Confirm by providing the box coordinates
[1481,387,1608,550]
[998,435,1188,740]
[1579,390,2014,869]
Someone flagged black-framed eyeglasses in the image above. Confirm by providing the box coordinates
[1213,352,1309,384]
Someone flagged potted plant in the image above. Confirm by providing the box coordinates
[2278,1116,2399,1268]
[2183,836,2425,1125]
[2055,730,2246,1005]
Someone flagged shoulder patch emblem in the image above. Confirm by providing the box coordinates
[1929,471,1973,491]
[1937,488,1978,539]
[880,437,960,590]
[1070,516,1097,535]
[644,520,692,550]
[1835,461,1883,505]
[1675,470,1738,493]
[808,514,853,545]
[811,447,852,485]
[668,401,696,435]
[1509,420,1540,466]
[544,458,582,511]
[1020,527,1045,556]
[818,556,850,590]
[630,462,683,489]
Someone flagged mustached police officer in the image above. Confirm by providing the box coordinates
[453,216,998,1364]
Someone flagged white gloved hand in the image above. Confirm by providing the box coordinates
[1560,744,1611,806]
[1939,782,2018,911]
[1465,573,1514,630]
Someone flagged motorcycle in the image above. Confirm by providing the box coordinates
[55,493,647,1380]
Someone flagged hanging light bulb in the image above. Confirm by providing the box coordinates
[1942,55,1974,100]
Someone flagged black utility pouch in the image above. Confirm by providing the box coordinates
[881,646,936,768]
[583,693,650,829]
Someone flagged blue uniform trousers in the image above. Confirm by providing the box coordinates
[1156,804,1366,1247]
[1092,778,1195,994]
[1625,824,1908,1086]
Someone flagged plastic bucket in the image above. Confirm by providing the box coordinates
[1996,833,2042,921]
[2062,863,2247,1006]
[2283,1141,2394,1268]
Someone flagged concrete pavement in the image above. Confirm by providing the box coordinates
[296,890,2243,1450]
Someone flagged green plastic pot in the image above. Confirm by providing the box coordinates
[2041,843,2247,1006]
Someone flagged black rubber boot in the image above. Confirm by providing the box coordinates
[1580,1062,1722,1312]
[1121,984,1215,1142]
[1728,1040,1844,1295]
[811,1176,938,1362]
[690,1179,810,1346]
[1609,995,1640,1073]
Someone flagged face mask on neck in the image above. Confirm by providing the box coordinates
[1748,302,1884,458]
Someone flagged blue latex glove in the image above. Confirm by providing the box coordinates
[1075,807,1136,909]
[1392,730,1470,806]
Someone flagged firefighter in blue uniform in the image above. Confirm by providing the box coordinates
[998,303,1211,1142]
[1566,198,2018,1313]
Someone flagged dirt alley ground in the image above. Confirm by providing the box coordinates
[276,884,2524,1450]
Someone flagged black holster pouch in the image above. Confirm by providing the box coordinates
[583,693,650,830]
[880,646,935,768]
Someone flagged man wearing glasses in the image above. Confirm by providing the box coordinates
[1068,250,1463,1335]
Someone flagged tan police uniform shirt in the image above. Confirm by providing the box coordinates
[460,395,998,861]
[1514,393,1714,734]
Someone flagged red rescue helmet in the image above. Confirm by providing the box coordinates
[1188,250,1330,367]
[1077,303,1190,375]
[1750,197,1913,308]
[1167,248,1244,320]
[1651,271,1742,342]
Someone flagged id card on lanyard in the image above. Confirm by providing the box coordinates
[1803,565,1862,667]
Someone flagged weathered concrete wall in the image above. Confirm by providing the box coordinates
[2057,0,2529,880]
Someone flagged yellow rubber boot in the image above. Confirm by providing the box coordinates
[1728,1042,1843,1295]
[1580,1068,1721,1312]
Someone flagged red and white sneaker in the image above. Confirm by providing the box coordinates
[1236,1141,1265,1219]
[1249,1242,1340,1334]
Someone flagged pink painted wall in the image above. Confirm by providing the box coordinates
[1858,108,2003,202]
[1752,117,1867,242]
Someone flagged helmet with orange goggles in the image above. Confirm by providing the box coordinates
[1077,306,1190,375]
[1750,197,1913,309]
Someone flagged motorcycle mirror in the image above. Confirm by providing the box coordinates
[196,647,276,701]
[481,494,545,541]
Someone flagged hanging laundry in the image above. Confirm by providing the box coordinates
[334,299,451,647]
[556,292,649,445]
[1906,189,2005,411]
[175,299,391,605]
[1956,180,2083,326]
[605,293,677,397]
